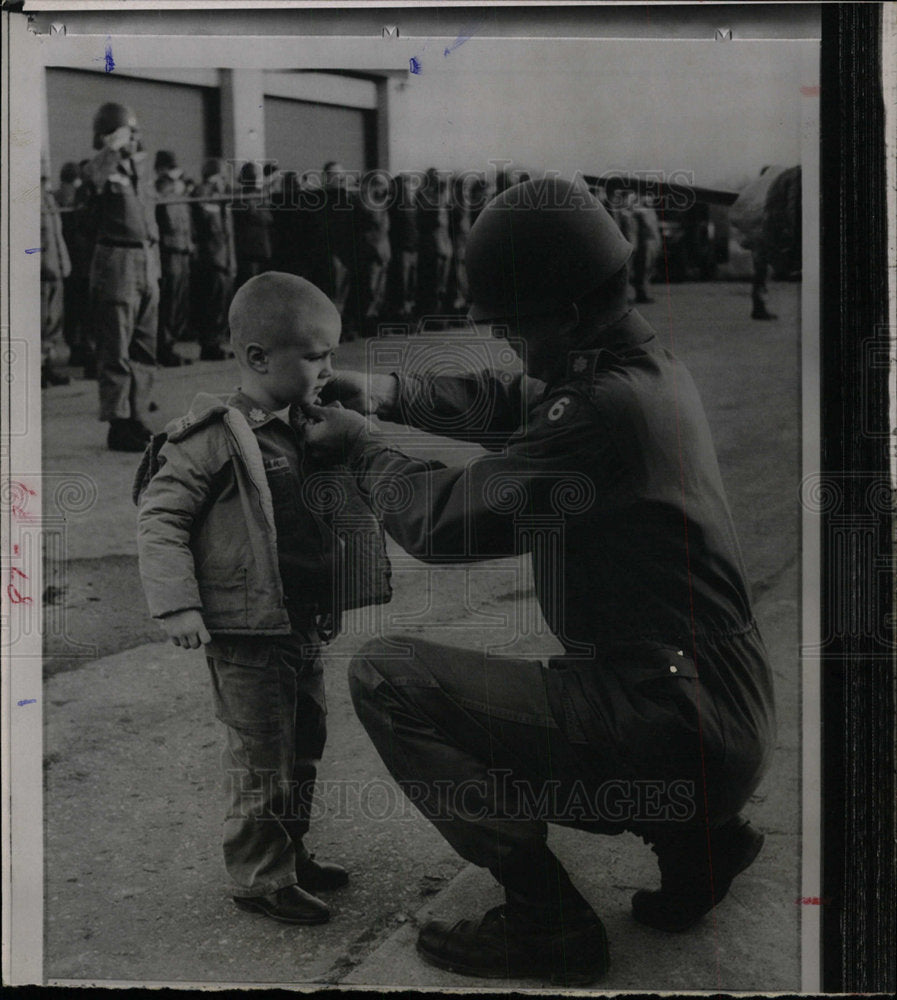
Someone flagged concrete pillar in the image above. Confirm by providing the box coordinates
[219,69,266,174]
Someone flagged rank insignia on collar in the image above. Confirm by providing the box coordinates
[567,351,598,379]
[248,407,269,423]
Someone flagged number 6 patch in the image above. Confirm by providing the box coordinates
[547,396,572,422]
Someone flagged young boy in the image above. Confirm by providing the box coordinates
[137,272,375,925]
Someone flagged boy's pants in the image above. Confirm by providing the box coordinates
[205,630,326,898]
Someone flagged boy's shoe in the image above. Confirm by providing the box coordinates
[416,902,610,986]
[233,884,330,925]
[295,854,349,893]
[632,815,765,932]
[108,418,151,453]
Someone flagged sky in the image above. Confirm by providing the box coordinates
[389,38,816,189]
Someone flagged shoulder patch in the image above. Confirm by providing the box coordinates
[546,394,574,423]
[166,405,228,443]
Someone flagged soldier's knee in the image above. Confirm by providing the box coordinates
[348,635,418,707]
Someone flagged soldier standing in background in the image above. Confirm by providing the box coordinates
[631,195,660,304]
[82,103,159,451]
[40,151,71,388]
[154,150,193,367]
[56,161,93,372]
[232,161,274,293]
[191,158,236,360]
[356,172,393,336]
[387,172,419,320]
[321,161,358,338]
[416,168,453,317]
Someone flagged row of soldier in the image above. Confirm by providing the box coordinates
[41,144,508,389]
[39,101,660,451]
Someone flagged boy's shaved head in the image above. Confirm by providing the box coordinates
[229,272,340,358]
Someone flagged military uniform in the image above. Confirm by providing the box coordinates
[84,145,160,426]
[40,184,71,373]
[347,308,775,876]
[191,175,236,352]
[328,177,773,982]
[155,173,194,359]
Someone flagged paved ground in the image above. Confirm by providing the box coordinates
[40,279,802,990]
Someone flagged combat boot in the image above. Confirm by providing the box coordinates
[416,899,609,986]
[632,814,765,931]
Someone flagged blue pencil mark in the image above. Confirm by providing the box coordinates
[104,37,115,73]
[409,57,421,75]
[17,699,37,707]
[444,21,485,57]
[24,248,41,254]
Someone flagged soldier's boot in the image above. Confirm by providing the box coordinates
[416,845,609,986]
[751,294,777,321]
[632,814,765,932]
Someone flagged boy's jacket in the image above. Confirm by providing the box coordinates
[135,392,391,635]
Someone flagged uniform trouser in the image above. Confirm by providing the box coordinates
[63,275,91,353]
[360,252,390,320]
[205,631,326,898]
[193,262,232,348]
[40,278,64,364]
[751,249,770,309]
[349,632,771,887]
[90,244,158,423]
[158,250,191,353]
[631,238,656,297]
[417,248,452,316]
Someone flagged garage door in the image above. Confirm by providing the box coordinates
[46,69,215,185]
[264,97,374,176]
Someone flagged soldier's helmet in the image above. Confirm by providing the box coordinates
[92,102,137,150]
[467,176,633,321]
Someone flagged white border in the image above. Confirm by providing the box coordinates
[1,4,822,990]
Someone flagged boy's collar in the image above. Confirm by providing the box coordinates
[226,390,281,427]
[227,390,310,432]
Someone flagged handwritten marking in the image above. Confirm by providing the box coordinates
[444,21,485,57]
[800,85,820,97]
[796,896,831,905]
[24,248,41,254]
[7,584,32,605]
[105,37,115,73]
[13,545,19,556]
[409,57,421,75]
[17,699,37,707]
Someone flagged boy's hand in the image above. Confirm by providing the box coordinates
[303,401,372,460]
[319,371,398,417]
[162,609,211,649]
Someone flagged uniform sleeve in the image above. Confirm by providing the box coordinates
[390,369,545,448]
[136,429,231,619]
[348,388,614,562]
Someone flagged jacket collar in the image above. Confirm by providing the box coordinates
[226,390,284,428]
[553,310,657,384]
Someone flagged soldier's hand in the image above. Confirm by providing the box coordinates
[319,371,398,417]
[302,401,373,460]
[161,609,211,649]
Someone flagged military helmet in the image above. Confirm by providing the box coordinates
[466,176,633,321]
[92,102,137,150]
[154,149,178,172]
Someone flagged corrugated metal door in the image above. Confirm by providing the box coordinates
[46,69,214,183]
[264,97,373,175]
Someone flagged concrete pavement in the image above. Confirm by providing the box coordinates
[41,280,802,989]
